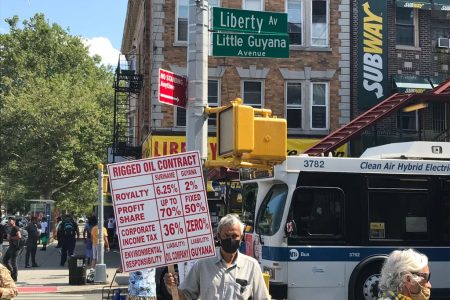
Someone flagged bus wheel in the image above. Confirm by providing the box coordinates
[355,264,381,300]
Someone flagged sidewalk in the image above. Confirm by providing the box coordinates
[12,240,129,294]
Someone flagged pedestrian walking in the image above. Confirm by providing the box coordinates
[90,218,109,268]
[0,216,5,256]
[0,262,18,298]
[39,217,48,251]
[107,215,115,247]
[54,216,62,248]
[164,214,270,300]
[2,217,21,282]
[378,248,431,300]
[83,216,94,266]
[58,215,79,267]
[24,216,39,268]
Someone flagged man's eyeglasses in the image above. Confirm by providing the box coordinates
[413,272,431,282]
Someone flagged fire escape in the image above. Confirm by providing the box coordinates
[112,54,143,161]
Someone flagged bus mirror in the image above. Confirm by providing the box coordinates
[285,220,297,237]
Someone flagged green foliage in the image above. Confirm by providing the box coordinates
[0,14,114,214]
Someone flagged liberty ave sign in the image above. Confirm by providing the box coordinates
[212,7,287,34]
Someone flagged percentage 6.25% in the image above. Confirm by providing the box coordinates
[156,183,178,195]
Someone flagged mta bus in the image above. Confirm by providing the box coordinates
[241,142,450,300]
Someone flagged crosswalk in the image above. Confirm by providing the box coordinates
[16,294,86,300]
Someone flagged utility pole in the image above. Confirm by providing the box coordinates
[95,164,107,283]
[186,0,208,157]
[175,1,209,293]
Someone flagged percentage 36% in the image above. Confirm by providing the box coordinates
[163,222,184,236]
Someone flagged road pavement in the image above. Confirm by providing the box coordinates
[4,239,130,295]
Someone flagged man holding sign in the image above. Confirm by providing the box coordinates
[164,214,270,299]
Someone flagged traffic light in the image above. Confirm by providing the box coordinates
[103,174,112,202]
[215,98,287,164]
[242,115,286,162]
[217,99,254,158]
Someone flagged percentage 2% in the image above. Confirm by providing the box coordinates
[184,180,199,191]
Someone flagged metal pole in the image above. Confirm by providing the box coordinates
[186,0,208,157]
[95,164,107,282]
[180,0,209,288]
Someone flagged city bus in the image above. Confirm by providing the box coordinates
[240,141,450,300]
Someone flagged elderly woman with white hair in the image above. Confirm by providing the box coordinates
[378,248,432,300]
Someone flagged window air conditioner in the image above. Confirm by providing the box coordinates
[437,37,450,48]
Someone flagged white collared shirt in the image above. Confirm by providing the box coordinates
[179,248,270,300]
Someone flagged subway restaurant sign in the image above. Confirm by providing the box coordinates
[142,135,348,160]
[357,1,389,109]
[211,7,289,58]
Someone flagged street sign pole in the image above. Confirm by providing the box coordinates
[186,0,208,159]
[95,164,107,283]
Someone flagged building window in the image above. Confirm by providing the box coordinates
[287,0,329,47]
[128,116,135,145]
[431,10,450,42]
[311,0,328,46]
[176,0,188,42]
[176,107,186,127]
[287,0,302,45]
[242,80,263,108]
[176,79,220,127]
[396,111,417,131]
[396,7,416,46]
[286,82,302,129]
[311,83,328,129]
[243,0,263,11]
[208,79,220,127]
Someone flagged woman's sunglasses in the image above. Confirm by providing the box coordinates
[413,272,431,282]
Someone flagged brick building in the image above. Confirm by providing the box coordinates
[115,0,351,162]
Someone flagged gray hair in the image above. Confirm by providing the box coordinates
[217,214,245,235]
[378,248,429,293]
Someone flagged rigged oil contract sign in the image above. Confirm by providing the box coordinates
[107,151,216,272]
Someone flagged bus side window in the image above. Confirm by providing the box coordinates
[241,183,258,228]
[441,179,450,240]
[256,184,289,236]
[290,187,344,238]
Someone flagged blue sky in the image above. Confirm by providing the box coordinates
[0,0,128,67]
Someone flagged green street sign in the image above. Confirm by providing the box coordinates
[212,32,289,58]
[212,7,287,34]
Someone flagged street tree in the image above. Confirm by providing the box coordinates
[0,14,114,215]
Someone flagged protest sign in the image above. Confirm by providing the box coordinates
[107,151,216,272]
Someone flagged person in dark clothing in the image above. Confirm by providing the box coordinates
[2,217,21,282]
[58,215,79,267]
[55,216,62,248]
[25,216,40,268]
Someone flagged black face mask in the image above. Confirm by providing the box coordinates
[220,238,241,254]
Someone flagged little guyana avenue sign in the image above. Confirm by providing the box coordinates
[212,7,289,58]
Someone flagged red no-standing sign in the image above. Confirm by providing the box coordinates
[107,151,216,272]
[159,68,188,108]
